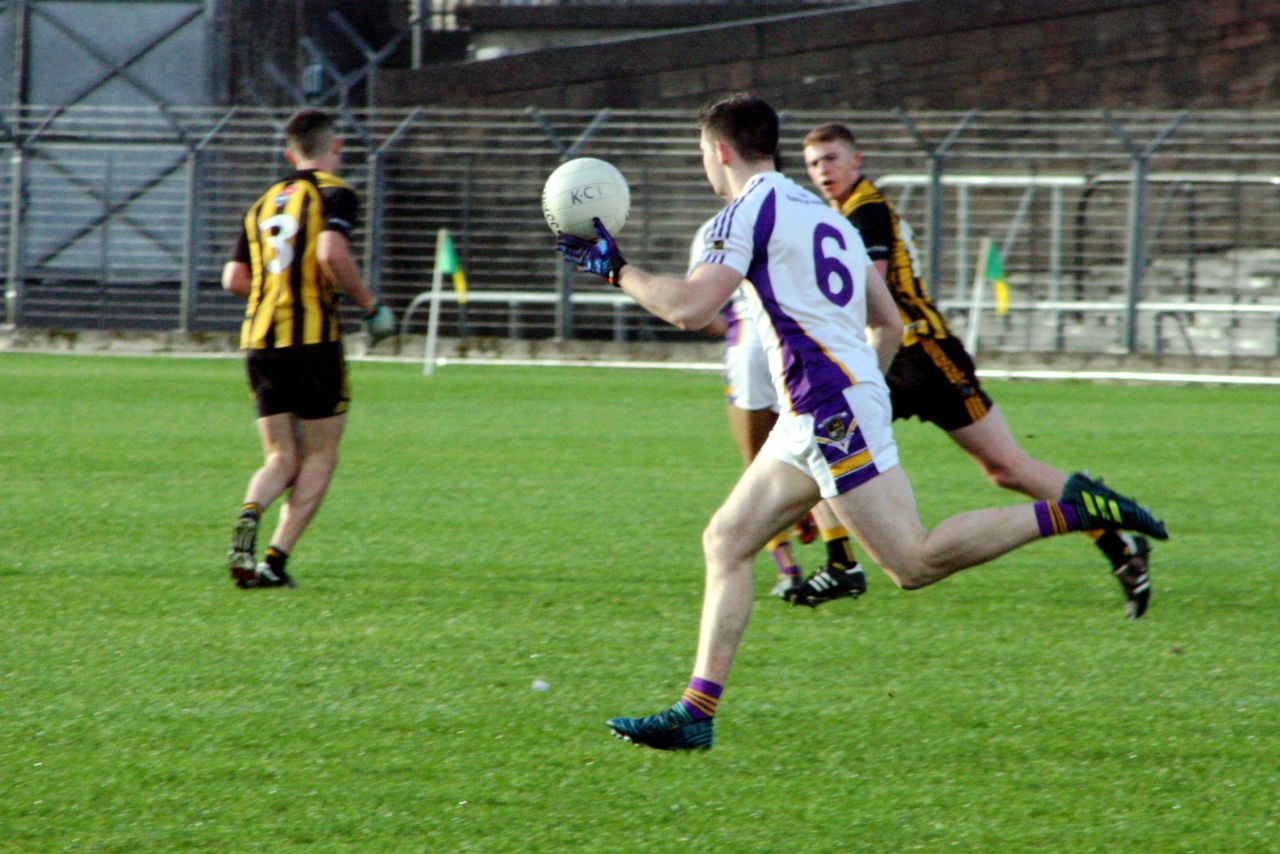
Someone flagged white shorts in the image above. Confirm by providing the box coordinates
[724,335,777,412]
[762,382,900,499]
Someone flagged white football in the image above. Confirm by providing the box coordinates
[541,157,630,238]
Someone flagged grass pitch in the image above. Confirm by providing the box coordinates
[1,353,1276,852]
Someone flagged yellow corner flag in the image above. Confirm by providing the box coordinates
[435,229,469,304]
[985,242,1010,316]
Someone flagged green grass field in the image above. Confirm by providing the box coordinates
[1,353,1276,853]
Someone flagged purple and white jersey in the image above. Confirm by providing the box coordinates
[692,172,885,415]
[688,214,750,348]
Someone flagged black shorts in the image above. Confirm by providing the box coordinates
[245,342,350,420]
[886,336,993,431]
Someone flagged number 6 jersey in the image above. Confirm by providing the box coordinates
[693,171,885,416]
[232,169,359,349]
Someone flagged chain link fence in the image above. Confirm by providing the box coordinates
[4,105,1280,358]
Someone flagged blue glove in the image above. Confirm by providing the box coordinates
[362,303,396,345]
[555,218,627,287]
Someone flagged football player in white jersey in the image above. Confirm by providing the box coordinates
[689,217,866,600]
[556,94,1167,751]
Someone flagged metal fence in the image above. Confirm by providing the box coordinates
[4,105,1280,358]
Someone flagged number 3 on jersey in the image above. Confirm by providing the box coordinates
[260,213,300,274]
[813,222,855,307]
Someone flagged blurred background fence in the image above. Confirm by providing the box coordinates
[3,104,1280,358]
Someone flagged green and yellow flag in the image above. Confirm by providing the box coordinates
[985,242,1010,316]
[435,229,469,304]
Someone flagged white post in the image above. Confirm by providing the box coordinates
[964,237,992,356]
[423,227,448,376]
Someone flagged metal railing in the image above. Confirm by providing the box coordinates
[4,105,1280,359]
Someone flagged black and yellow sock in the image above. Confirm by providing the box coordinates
[1089,529,1132,568]
[264,546,288,574]
[821,525,857,570]
[239,501,263,521]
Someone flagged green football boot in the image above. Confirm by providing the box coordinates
[606,703,714,751]
[1061,472,1168,540]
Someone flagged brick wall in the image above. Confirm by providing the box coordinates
[379,0,1280,110]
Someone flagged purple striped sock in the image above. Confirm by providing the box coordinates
[1059,501,1081,531]
[1034,500,1083,537]
[678,677,723,720]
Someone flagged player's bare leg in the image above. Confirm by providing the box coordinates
[949,406,1155,617]
[727,404,806,595]
[265,414,346,572]
[695,455,818,681]
[822,463,1165,591]
[947,406,1064,498]
[228,413,302,586]
[607,453,815,751]
[232,414,344,589]
[246,414,305,507]
[826,464,1045,589]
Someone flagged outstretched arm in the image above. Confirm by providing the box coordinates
[557,218,741,331]
[616,262,742,332]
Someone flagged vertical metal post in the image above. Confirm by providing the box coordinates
[926,157,944,300]
[410,0,425,68]
[362,107,421,296]
[1184,183,1197,300]
[4,147,24,327]
[100,153,112,295]
[5,0,29,327]
[12,0,29,107]
[954,183,969,301]
[458,153,473,338]
[896,108,976,301]
[362,151,383,290]
[178,149,198,331]
[556,259,572,340]
[1049,184,1064,350]
[178,107,235,331]
[1049,185,1064,302]
[1104,109,1187,353]
[1123,158,1148,352]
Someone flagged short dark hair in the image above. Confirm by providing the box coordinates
[284,109,336,160]
[699,94,780,163]
[802,122,858,150]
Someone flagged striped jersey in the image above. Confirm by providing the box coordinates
[841,176,950,345]
[691,171,885,415]
[232,169,359,350]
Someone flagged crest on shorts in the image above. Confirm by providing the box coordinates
[819,414,847,441]
[710,239,725,251]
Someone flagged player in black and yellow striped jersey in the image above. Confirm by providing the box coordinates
[801,123,1153,618]
[238,168,355,349]
[220,109,396,590]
